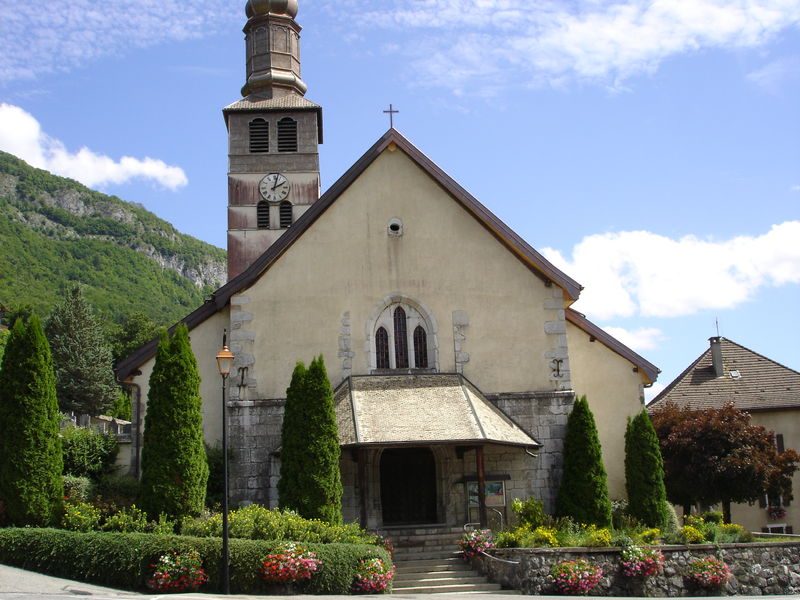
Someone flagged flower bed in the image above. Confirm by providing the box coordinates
[549,558,603,595]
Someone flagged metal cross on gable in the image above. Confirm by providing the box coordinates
[383,103,399,128]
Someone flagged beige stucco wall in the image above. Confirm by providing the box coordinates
[127,309,230,454]
[567,321,646,499]
[239,147,565,400]
[730,409,800,533]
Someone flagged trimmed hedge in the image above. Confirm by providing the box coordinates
[0,528,390,594]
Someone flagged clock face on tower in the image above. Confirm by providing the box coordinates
[259,173,290,202]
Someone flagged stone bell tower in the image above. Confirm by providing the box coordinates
[223,0,323,280]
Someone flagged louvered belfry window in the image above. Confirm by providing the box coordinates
[277,117,298,152]
[393,307,409,368]
[279,201,293,228]
[375,327,390,369]
[413,326,428,369]
[257,201,269,229]
[249,118,269,153]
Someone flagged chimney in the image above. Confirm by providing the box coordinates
[709,337,724,377]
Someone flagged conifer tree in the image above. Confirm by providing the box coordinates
[0,315,64,525]
[625,409,669,528]
[139,325,208,519]
[279,356,343,524]
[555,395,612,527]
[46,285,118,415]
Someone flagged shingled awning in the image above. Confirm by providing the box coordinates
[334,374,539,448]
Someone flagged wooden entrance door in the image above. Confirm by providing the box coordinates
[380,447,437,525]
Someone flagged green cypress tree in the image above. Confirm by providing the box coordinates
[46,286,118,416]
[0,315,64,525]
[139,324,208,520]
[555,395,612,527]
[279,356,343,524]
[625,409,669,529]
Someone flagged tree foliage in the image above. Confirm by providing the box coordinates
[278,356,343,524]
[139,325,208,520]
[109,311,160,364]
[61,424,119,479]
[625,409,669,528]
[0,315,64,525]
[651,402,800,522]
[555,395,612,527]
[46,285,118,416]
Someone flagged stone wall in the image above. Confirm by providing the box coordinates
[478,543,800,596]
[487,390,575,514]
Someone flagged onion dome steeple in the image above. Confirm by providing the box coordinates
[242,0,307,98]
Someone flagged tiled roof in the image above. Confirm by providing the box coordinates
[223,95,321,112]
[649,338,800,412]
[334,373,540,448]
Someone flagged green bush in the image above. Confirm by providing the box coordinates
[103,505,149,533]
[511,497,546,528]
[96,474,139,506]
[625,410,669,529]
[555,396,612,527]
[63,475,94,502]
[700,510,724,524]
[678,525,706,544]
[61,424,118,479]
[0,528,390,594]
[204,443,227,508]
[62,501,102,532]
[181,505,378,545]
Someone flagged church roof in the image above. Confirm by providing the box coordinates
[648,338,800,412]
[118,129,662,381]
[334,373,540,448]
[566,308,660,384]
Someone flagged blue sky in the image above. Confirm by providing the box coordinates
[1,0,798,400]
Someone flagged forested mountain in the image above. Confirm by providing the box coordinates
[0,151,226,327]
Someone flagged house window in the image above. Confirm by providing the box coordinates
[277,117,298,152]
[413,326,428,368]
[249,118,269,153]
[257,201,270,229]
[376,327,390,369]
[372,302,433,371]
[279,201,293,228]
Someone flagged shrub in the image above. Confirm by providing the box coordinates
[0,528,390,594]
[139,325,208,520]
[663,502,680,535]
[715,523,752,544]
[257,542,321,583]
[495,526,529,548]
[149,514,177,535]
[62,501,102,532]
[459,529,494,559]
[96,474,139,507]
[180,505,377,544]
[103,505,149,533]
[636,528,662,544]
[63,475,94,502]
[352,557,395,594]
[556,396,612,527]
[620,544,665,578]
[549,558,603,595]
[532,526,559,547]
[688,556,731,589]
[678,525,706,544]
[625,410,669,529]
[61,424,118,479]
[204,443,226,508]
[511,497,546,528]
[279,356,343,524]
[0,315,64,526]
[584,525,612,547]
[146,549,208,593]
[701,510,724,524]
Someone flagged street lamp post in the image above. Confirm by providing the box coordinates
[215,331,235,595]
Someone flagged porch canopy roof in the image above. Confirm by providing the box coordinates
[334,373,540,449]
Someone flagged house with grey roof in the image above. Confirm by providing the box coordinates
[649,336,800,533]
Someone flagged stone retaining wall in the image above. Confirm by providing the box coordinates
[478,542,800,596]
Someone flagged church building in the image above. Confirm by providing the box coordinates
[117,0,659,530]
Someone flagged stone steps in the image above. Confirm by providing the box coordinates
[393,582,504,594]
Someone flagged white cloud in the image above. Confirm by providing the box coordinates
[543,222,800,319]
[599,326,665,351]
[0,104,187,190]
[0,1,236,83]
[352,0,800,91]
[747,57,800,93]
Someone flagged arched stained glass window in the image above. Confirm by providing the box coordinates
[413,326,428,369]
[376,327,390,369]
[393,306,409,369]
